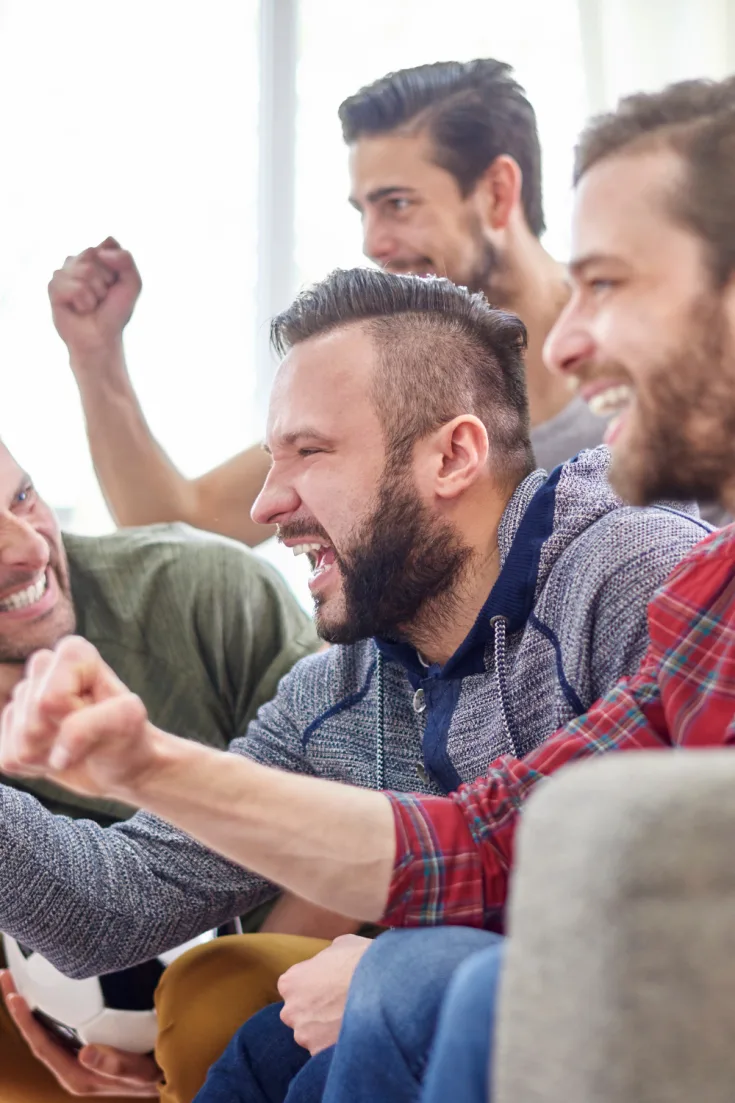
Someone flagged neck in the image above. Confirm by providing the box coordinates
[407,516,504,667]
[0,662,24,713]
[486,235,573,430]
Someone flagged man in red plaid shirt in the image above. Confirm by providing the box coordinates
[1,76,735,1103]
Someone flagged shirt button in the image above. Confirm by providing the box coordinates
[416,761,430,784]
[413,688,426,714]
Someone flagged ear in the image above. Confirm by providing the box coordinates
[430,416,490,501]
[474,155,523,232]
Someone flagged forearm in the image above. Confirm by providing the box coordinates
[71,343,196,529]
[0,783,267,976]
[134,732,396,924]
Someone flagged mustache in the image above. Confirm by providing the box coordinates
[277,520,332,545]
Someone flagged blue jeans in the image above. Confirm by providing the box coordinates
[194,928,504,1103]
[420,939,504,1103]
[321,927,502,1103]
[193,1001,330,1103]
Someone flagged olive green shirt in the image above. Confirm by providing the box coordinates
[2,523,320,825]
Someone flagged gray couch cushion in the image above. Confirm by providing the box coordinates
[495,752,735,1103]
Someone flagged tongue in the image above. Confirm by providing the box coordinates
[603,412,626,447]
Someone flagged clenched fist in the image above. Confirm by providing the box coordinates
[0,637,158,803]
[49,238,142,359]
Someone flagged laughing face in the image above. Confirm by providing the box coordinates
[349,131,503,296]
[252,325,471,644]
[0,444,76,663]
[544,148,735,507]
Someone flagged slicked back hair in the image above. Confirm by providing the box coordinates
[271,268,534,488]
[575,76,735,285]
[339,59,545,237]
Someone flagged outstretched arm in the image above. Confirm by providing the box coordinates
[49,240,273,547]
[0,639,396,927]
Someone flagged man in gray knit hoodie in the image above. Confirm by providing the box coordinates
[0,269,709,1098]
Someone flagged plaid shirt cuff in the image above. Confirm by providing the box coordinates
[382,791,486,928]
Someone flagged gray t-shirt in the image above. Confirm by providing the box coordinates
[530,394,607,473]
[531,395,731,528]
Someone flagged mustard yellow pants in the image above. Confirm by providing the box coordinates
[0,934,327,1103]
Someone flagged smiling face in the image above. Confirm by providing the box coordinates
[349,131,501,293]
[544,148,735,507]
[0,443,75,663]
[251,325,472,643]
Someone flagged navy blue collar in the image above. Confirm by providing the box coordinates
[375,464,561,682]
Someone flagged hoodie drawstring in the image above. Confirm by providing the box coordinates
[490,615,520,758]
[375,649,385,789]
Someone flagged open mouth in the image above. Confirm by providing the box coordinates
[585,383,634,420]
[0,571,50,613]
[290,542,337,587]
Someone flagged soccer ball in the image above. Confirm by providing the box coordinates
[3,930,216,1054]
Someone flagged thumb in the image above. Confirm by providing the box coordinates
[49,694,147,773]
[97,235,121,250]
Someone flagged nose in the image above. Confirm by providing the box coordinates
[362,211,398,267]
[251,463,302,527]
[543,307,596,379]
[0,513,49,572]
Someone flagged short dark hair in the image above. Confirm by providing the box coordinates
[339,60,545,237]
[271,268,533,487]
[575,77,735,284]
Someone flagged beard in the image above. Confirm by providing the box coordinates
[315,464,473,646]
[609,298,735,508]
[453,217,507,305]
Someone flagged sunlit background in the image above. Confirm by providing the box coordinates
[0,0,732,604]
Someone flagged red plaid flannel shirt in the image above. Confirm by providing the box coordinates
[384,524,735,929]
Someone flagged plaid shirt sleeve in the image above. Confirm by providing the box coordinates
[383,527,735,929]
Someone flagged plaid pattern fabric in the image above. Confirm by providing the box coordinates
[385,525,735,929]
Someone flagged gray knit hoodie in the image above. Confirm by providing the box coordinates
[0,448,710,974]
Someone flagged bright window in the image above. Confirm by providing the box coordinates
[0,0,259,531]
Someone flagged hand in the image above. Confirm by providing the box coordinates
[277,934,372,1055]
[0,971,160,1096]
[49,237,142,360]
[0,636,158,804]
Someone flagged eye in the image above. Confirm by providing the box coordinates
[15,484,35,507]
[298,448,323,458]
[589,278,618,294]
[388,197,411,212]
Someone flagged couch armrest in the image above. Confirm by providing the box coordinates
[494,752,735,1103]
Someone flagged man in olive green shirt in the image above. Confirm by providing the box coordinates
[0,439,319,1101]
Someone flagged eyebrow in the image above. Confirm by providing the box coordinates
[262,430,334,456]
[568,252,625,278]
[348,185,418,211]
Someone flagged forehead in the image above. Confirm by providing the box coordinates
[0,442,23,485]
[348,129,457,200]
[572,148,706,274]
[267,325,381,443]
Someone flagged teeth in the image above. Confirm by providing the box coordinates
[587,384,633,418]
[0,574,48,612]
[291,542,325,557]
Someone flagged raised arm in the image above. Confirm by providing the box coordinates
[49,239,274,547]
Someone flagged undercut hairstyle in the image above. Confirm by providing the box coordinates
[271,268,534,488]
[339,59,545,237]
[575,76,735,284]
